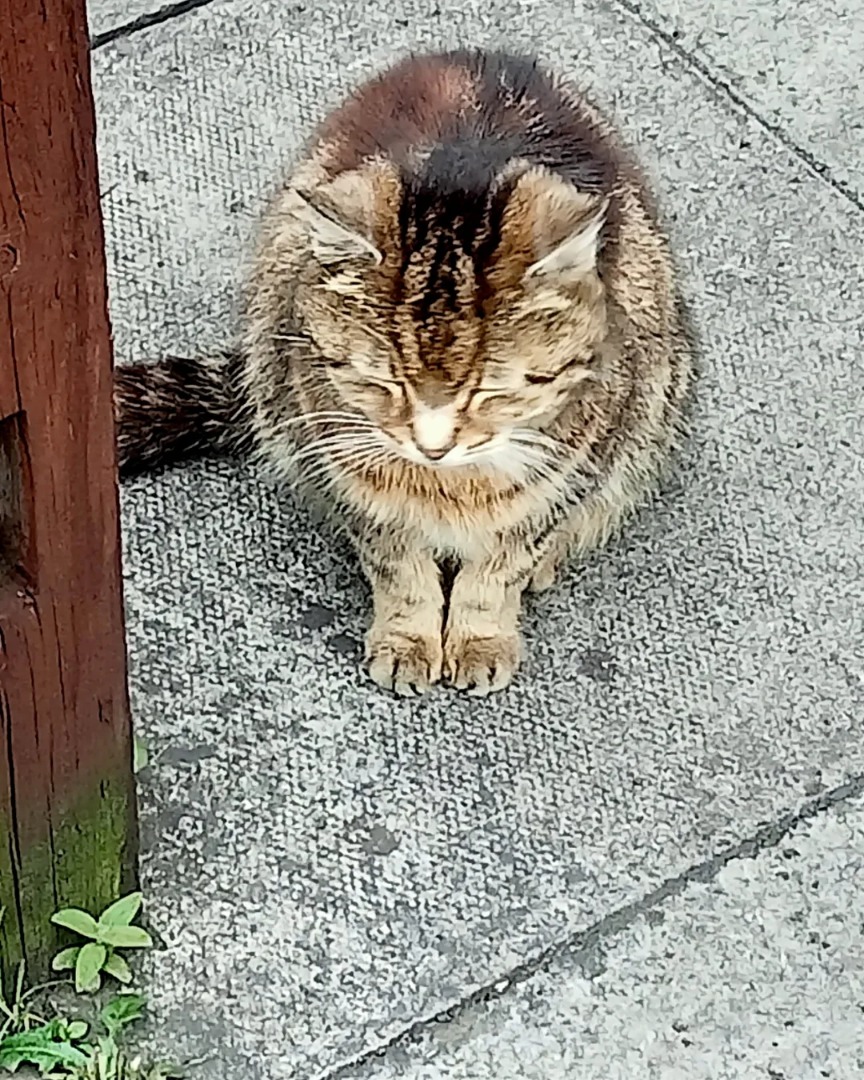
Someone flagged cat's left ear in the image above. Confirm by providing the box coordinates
[288,167,385,266]
[512,169,607,281]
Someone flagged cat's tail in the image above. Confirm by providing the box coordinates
[113,351,248,477]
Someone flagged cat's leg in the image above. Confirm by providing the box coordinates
[528,491,629,593]
[443,540,535,696]
[444,493,628,694]
[357,530,445,696]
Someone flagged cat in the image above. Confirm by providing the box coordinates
[115,48,693,697]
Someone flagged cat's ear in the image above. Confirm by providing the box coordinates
[511,169,607,281]
[288,169,384,266]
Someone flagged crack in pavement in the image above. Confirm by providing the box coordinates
[320,772,864,1079]
[90,0,221,49]
[605,0,864,215]
[91,0,864,221]
[87,4,863,1073]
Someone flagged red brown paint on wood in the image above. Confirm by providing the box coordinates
[0,0,137,983]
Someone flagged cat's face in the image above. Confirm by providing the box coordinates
[307,295,605,478]
[288,162,608,478]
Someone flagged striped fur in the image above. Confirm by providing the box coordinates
[114,352,248,476]
[115,49,693,695]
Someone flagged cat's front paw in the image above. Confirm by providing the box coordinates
[443,631,522,696]
[366,628,443,696]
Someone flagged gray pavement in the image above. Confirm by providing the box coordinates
[88,0,864,1077]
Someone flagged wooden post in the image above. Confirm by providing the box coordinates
[0,0,137,989]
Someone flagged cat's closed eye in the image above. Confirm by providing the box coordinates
[524,359,586,385]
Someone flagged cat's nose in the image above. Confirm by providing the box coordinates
[412,404,457,461]
[420,444,451,461]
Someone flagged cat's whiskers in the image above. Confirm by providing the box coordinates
[272,410,375,436]
[269,332,316,348]
[501,438,572,489]
[289,433,385,468]
[511,428,571,459]
[300,442,396,486]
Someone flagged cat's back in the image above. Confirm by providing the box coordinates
[311,49,621,197]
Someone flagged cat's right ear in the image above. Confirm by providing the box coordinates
[287,170,383,266]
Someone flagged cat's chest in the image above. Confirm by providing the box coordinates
[344,465,559,557]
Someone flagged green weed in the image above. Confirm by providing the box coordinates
[0,897,182,1080]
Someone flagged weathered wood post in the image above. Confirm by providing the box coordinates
[0,0,138,989]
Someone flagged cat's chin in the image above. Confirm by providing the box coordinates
[390,439,543,485]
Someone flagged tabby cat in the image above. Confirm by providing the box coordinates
[115,49,692,696]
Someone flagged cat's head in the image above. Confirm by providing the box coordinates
[283,159,609,477]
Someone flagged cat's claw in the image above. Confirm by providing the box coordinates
[443,632,521,696]
[366,631,443,696]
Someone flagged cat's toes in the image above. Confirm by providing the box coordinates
[366,630,443,696]
[443,632,522,696]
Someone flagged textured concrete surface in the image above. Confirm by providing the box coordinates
[633,0,864,203]
[88,0,162,33]
[87,0,864,1076]
[343,795,864,1080]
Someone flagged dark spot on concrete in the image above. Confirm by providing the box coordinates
[134,168,150,182]
[361,824,400,856]
[161,744,218,765]
[578,648,617,683]
[672,1019,688,1033]
[801,767,824,796]
[300,603,336,630]
[575,944,607,980]
[276,856,306,875]
[228,198,245,213]
[330,632,362,658]
[564,863,589,886]
[153,805,185,832]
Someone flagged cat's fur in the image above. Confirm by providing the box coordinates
[115,49,692,696]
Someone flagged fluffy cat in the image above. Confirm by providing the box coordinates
[115,48,692,696]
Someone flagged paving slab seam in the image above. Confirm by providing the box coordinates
[90,0,220,49]
[92,0,864,220]
[317,772,864,1080]
[602,0,864,216]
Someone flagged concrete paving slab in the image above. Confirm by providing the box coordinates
[90,0,864,1076]
[625,0,864,204]
[342,794,864,1080]
[87,0,216,42]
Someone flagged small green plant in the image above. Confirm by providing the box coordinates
[0,898,182,1079]
[0,992,181,1078]
[50,894,153,994]
[132,737,149,775]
